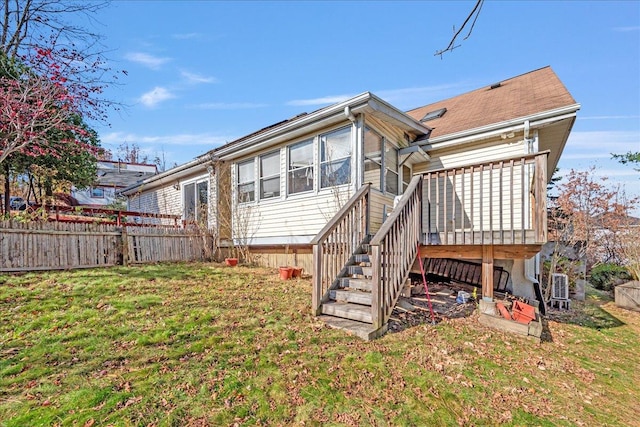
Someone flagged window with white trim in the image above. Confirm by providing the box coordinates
[237,159,255,203]
[90,187,104,198]
[385,141,399,195]
[184,178,208,223]
[402,164,412,193]
[320,127,351,188]
[288,139,314,194]
[364,127,383,191]
[259,151,280,199]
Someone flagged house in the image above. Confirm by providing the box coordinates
[71,160,157,207]
[122,66,580,338]
[121,156,214,226]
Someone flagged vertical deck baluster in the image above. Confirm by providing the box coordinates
[443,170,448,244]
[452,170,457,245]
[489,162,493,245]
[479,164,484,245]
[510,159,514,244]
[461,168,465,245]
[499,161,504,245]
[521,157,526,243]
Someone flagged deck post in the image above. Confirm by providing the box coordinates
[371,243,382,329]
[312,243,322,315]
[482,245,494,300]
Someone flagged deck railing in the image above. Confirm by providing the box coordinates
[422,151,548,246]
[370,175,422,329]
[311,184,370,314]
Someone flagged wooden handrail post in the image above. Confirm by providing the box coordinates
[371,243,382,329]
[312,243,322,314]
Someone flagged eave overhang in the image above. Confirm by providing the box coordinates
[215,92,432,161]
[120,155,214,196]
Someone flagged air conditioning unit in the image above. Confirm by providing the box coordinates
[552,273,569,300]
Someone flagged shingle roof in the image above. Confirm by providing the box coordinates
[406,66,577,139]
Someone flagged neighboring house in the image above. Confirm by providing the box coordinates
[72,160,157,207]
[122,66,580,338]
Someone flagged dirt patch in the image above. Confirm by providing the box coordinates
[388,281,478,333]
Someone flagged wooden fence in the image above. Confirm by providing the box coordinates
[0,220,214,272]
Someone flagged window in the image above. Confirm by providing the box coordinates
[385,142,399,195]
[237,159,255,203]
[402,164,412,193]
[288,139,314,194]
[364,127,383,191]
[91,187,104,198]
[183,178,208,223]
[420,107,447,122]
[260,151,280,199]
[320,127,351,188]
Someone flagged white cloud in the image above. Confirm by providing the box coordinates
[181,70,218,84]
[138,87,175,108]
[172,32,202,40]
[191,102,268,110]
[125,52,171,70]
[286,94,355,107]
[613,26,640,32]
[101,131,235,147]
[578,115,640,120]
[565,130,640,152]
[377,83,472,109]
[285,83,472,109]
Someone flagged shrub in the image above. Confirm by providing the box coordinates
[589,263,632,291]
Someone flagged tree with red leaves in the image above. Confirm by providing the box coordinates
[0,0,122,214]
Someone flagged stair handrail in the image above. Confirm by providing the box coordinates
[311,183,371,314]
[370,175,423,329]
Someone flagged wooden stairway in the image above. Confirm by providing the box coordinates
[318,241,387,340]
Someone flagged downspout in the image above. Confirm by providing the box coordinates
[344,106,356,123]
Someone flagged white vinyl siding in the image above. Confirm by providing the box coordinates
[235,189,353,243]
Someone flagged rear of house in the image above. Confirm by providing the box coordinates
[122,66,580,338]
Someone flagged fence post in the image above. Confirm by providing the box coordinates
[121,227,129,266]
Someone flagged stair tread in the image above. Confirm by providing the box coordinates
[317,315,386,341]
[331,289,373,305]
[321,301,373,323]
[339,278,372,292]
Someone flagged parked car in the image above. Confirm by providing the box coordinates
[9,196,26,210]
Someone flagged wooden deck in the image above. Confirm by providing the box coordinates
[312,151,550,339]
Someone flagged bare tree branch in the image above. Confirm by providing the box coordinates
[435,0,484,58]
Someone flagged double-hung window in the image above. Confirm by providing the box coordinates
[237,160,255,203]
[320,127,351,188]
[288,139,314,194]
[260,151,280,199]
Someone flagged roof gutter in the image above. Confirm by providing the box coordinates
[419,103,581,151]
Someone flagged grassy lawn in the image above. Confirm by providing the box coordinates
[1,263,638,426]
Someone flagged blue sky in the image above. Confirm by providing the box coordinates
[92,1,639,199]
